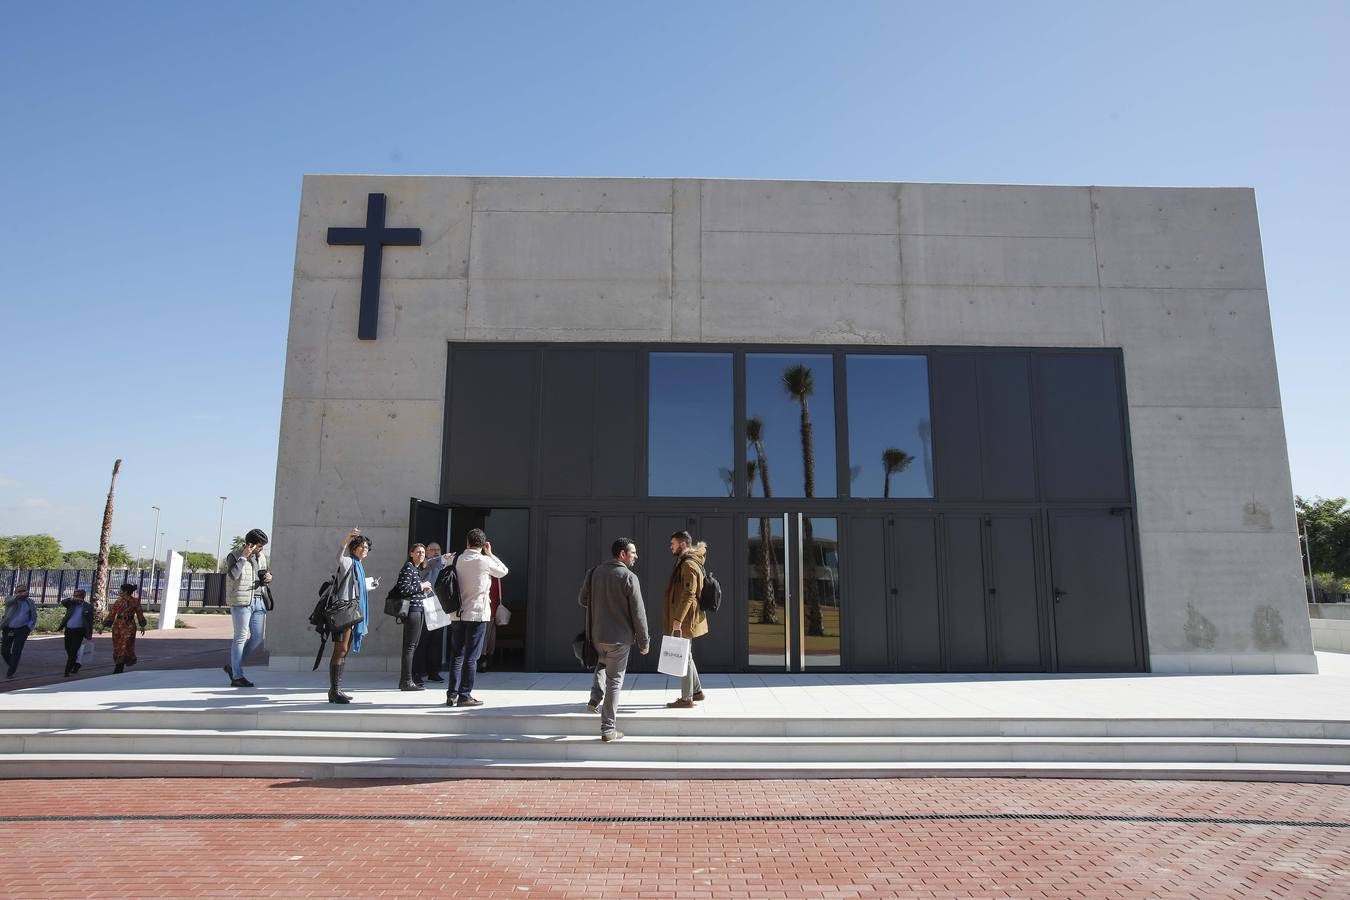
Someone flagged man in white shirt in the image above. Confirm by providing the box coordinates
[445,528,508,707]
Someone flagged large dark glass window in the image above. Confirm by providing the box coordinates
[745,353,837,499]
[648,353,734,497]
[846,354,933,498]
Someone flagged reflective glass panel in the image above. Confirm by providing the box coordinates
[845,354,933,498]
[648,353,734,497]
[745,353,837,499]
[747,515,786,667]
[803,516,841,668]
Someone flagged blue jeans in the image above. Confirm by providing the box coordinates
[230,598,267,678]
[448,620,489,701]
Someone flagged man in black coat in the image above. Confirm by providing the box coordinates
[60,589,96,676]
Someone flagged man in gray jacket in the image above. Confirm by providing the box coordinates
[578,538,650,742]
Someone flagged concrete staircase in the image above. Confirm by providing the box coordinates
[3,703,1348,782]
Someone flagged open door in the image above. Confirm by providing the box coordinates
[408,498,450,549]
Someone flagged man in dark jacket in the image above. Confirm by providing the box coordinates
[578,538,650,742]
[60,589,96,676]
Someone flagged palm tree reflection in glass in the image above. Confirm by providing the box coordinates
[746,417,780,625]
[782,364,825,638]
[882,447,915,499]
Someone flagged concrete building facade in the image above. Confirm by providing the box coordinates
[269,175,1315,676]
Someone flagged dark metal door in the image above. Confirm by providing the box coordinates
[890,516,942,671]
[1048,510,1143,671]
[942,515,990,669]
[987,514,1044,670]
[408,498,450,549]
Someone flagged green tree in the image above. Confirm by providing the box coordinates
[782,364,824,637]
[1296,496,1350,580]
[107,544,132,567]
[181,551,218,573]
[62,551,98,570]
[0,534,64,569]
[882,447,915,499]
[229,535,245,553]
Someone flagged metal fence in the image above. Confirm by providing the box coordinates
[0,569,226,610]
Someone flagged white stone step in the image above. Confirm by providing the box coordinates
[5,727,1348,766]
[5,707,1347,740]
[2,753,1347,783]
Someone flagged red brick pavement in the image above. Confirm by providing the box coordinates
[1,778,1346,897]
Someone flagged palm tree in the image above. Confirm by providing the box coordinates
[746,417,780,625]
[782,365,824,637]
[91,459,122,611]
[882,447,915,499]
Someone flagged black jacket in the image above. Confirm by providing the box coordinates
[59,600,96,640]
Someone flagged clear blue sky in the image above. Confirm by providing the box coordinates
[2,1,1345,557]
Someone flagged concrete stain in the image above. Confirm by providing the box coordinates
[1242,501,1273,530]
[1184,603,1218,649]
[1251,605,1286,651]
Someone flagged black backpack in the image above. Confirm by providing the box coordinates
[697,563,723,613]
[307,575,339,670]
[433,553,463,615]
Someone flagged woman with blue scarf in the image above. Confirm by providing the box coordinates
[329,528,378,704]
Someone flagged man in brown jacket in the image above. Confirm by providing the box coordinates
[663,530,708,708]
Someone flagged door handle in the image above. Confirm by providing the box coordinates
[1053,587,1068,603]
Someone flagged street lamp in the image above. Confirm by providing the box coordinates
[149,505,161,569]
[215,496,228,574]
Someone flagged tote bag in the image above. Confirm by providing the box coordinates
[422,591,450,632]
[657,632,691,677]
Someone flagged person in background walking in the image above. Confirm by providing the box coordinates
[663,530,708,708]
[445,528,508,708]
[579,538,650,742]
[222,528,272,688]
[104,583,146,675]
[414,541,447,684]
[60,589,95,676]
[1,585,38,679]
[328,528,376,704]
[393,543,434,691]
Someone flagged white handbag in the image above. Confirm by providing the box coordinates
[657,628,691,677]
[495,604,511,626]
[77,640,94,664]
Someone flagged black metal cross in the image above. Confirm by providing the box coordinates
[326,193,422,340]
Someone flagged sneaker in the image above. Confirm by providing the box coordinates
[425,674,445,683]
[445,696,458,707]
[231,677,255,688]
[457,697,484,707]
[666,698,694,709]
[600,730,624,742]
[691,691,705,702]
[586,701,600,714]
[400,681,425,691]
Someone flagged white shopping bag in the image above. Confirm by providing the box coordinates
[495,604,511,627]
[422,592,450,632]
[77,640,94,664]
[657,632,691,677]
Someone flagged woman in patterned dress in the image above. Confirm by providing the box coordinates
[103,583,146,674]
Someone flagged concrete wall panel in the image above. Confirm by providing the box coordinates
[470,211,671,282]
[466,280,673,340]
[312,399,442,529]
[473,177,672,213]
[671,180,702,340]
[900,183,1093,237]
[701,180,899,234]
[1130,406,1298,535]
[701,283,903,344]
[273,399,324,528]
[1092,187,1267,290]
[900,235,1098,287]
[1104,287,1281,408]
[904,285,1105,346]
[702,231,901,286]
[295,175,472,280]
[1139,530,1313,659]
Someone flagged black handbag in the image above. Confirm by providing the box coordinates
[323,565,365,633]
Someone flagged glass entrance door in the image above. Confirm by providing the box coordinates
[746,514,843,670]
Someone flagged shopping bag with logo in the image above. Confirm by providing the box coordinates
[657,629,691,677]
[422,591,450,632]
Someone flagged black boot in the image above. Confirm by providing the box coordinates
[113,662,125,674]
[328,657,351,704]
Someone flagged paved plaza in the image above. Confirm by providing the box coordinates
[0,776,1346,897]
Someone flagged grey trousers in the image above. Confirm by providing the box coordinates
[588,641,632,735]
[682,643,703,700]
